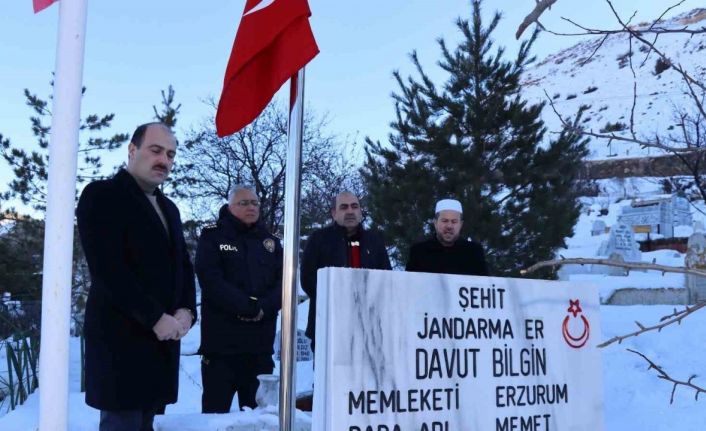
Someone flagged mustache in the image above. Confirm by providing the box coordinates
[152,164,169,172]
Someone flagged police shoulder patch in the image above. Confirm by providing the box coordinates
[263,238,276,253]
[200,223,218,235]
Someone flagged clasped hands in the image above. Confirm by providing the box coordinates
[152,308,194,341]
[237,296,264,322]
[237,309,264,322]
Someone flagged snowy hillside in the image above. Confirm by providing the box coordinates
[524,8,706,160]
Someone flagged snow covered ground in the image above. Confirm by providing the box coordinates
[0,308,315,431]
[554,183,706,301]
[1,302,704,430]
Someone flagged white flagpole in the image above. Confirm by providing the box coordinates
[37,1,88,430]
[279,68,306,431]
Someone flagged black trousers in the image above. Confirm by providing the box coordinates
[99,406,162,431]
[201,353,274,413]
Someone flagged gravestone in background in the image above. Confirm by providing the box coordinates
[604,223,641,262]
[591,220,607,236]
[274,329,313,362]
[685,232,706,303]
[606,252,628,277]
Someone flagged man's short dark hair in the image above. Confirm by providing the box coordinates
[331,191,359,210]
[130,122,174,148]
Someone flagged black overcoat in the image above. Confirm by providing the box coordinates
[406,236,489,276]
[300,223,391,344]
[77,169,197,410]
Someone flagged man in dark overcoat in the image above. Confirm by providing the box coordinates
[301,191,392,352]
[77,122,197,431]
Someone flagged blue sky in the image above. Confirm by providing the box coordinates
[0,0,701,196]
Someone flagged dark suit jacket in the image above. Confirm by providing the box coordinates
[406,236,489,276]
[300,223,391,344]
[77,169,197,410]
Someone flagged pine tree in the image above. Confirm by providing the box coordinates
[362,0,589,276]
[0,83,128,212]
[0,80,129,334]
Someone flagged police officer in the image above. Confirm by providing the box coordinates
[406,198,489,276]
[195,185,283,412]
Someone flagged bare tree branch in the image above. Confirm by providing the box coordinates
[543,90,706,154]
[521,257,706,277]
[516,0,557,39]
[628,348,706,403]
[597,303,706,347]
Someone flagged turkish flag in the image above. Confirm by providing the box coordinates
[216,0,319,137]
[33,0,57,13]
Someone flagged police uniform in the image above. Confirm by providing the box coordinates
[195,204,282,412]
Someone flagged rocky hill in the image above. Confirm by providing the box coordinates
[523,8,706,162]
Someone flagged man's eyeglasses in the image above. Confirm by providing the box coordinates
[236,199,260,207]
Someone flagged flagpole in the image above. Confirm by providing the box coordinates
[37,1,88,430]
[279,68,306,431]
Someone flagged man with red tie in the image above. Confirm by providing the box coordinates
[301,192,391,352]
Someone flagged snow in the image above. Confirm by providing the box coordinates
[551,182,706,301]
[601,305,706,430]
[523,9,706,160]
[2,303,705,430]
[0,311,315,431]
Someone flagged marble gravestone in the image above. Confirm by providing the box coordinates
[312,268,604,431]
[685,232,706,303]
[602,223,641,262]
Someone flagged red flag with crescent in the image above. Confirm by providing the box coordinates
[216,0,319,137]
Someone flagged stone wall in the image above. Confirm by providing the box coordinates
[604,287,689,305]
[580,153,699,180]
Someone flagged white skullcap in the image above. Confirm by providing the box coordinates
[435,199,462,214]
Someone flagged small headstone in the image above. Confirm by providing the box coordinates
[591,220,607,236]
[596,239,609,257]
[604,223,641,262]
[606,252,628,276]
[686,232,706,303]
[685,232,706,267]
[274,329,314,361]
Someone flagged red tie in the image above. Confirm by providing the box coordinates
[349,241,361,268]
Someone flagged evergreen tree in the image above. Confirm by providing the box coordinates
[362,0,589,276]
[0,80,128,333]
[0,83,128,211]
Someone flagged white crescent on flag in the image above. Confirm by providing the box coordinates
[244,0,277,16]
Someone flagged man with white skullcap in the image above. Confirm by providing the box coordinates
[405,199,488,276]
